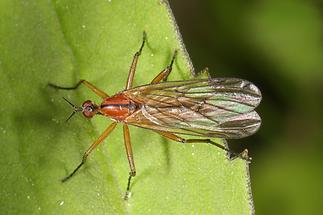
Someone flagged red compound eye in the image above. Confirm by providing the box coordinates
[82,100,97,118]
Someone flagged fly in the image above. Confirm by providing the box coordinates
[49,32,262,200]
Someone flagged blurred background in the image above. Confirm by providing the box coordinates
[171,0,323,214]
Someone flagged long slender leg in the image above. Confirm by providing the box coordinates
[123,124,136,200]
[125,32,147,90]
[62,122,117,182]
[155,131,251,161]
[49,79,109,98]
[150,50,177,84]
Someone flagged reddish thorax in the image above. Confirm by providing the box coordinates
[99,94,137,121]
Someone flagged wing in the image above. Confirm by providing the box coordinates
[124,78,262,139]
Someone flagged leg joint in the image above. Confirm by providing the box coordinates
[134,52,141,58]
[129,170,136,177]
[82,154,88,163]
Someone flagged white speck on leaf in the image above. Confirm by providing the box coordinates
[59,200,64,206]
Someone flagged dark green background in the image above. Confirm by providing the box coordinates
[172,0,323,214]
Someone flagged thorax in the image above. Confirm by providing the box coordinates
[100,94,138,121]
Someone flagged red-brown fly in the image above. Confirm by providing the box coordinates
[49,32,262,200]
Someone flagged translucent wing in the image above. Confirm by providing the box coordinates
[124,78,262,139]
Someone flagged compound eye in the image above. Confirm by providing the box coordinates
[82,100,96,118]
[85,105,93,112]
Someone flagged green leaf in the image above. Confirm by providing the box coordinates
[0,0,253,214]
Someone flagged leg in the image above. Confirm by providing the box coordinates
[49,79,109,98]
[150,50,177,84]
[61,122,117,182]
[125,32,146,90]
[200,67,209,74]
[200,67,211,79]
[156,131,251,161]
[123,124,136,200]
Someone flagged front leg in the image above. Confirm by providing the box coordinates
[61,122,117,182]
[49,79,109,98]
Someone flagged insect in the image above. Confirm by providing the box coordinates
[49,32,261,200]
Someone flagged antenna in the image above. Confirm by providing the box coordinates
[62,97,82,122]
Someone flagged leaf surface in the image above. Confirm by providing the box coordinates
[0,1,253,214]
